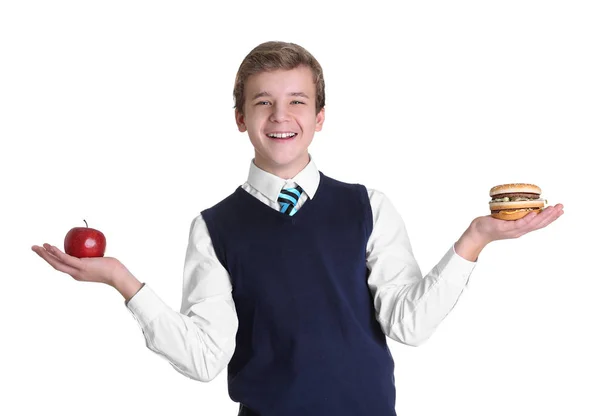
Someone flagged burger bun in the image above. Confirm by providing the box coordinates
[489,183,541,197]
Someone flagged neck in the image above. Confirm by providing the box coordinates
[254,154,310,180]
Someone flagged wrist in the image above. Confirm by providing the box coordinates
[454,220,489,262]
[110,264,143,302]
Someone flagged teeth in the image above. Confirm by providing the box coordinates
[267,132,296,138]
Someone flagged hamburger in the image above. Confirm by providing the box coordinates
[489,183,547,220]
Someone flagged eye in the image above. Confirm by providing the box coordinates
[291,100,304,105]
[256,101,271,106]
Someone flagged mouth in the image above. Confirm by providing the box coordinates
[266,132,298,141]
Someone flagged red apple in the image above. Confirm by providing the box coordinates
[64,219,106,258]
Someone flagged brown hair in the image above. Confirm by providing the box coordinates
[233,41,325,115]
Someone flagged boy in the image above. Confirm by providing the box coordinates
[32,41,564,415]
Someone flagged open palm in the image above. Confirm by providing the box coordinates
[473,203,564,244]
[31,243,123,285]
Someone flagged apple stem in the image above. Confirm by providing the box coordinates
[84,219,88,228]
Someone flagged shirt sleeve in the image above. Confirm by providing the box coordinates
[125,213,238,381]
[365,188,477,347]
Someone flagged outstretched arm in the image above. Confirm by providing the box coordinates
[366,188,564,346]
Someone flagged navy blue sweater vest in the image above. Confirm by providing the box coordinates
[201,172,396,416]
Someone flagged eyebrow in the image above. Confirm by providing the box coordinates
[251,91,310,100]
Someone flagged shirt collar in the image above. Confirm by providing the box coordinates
[246,153,320,203]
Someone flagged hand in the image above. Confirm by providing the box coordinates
[31,243,124,286]
[472,203,565,245]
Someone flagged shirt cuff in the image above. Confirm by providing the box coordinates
[125,284,170,329]
[440,244,478,288]
[125,282,146,307]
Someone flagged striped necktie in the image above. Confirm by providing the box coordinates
[278,184,304,216]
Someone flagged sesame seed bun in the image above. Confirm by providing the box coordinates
[489,183,541,197]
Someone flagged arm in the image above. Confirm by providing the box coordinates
[123,214,238,382]
[366,190,564,347]
[365,189,477,347]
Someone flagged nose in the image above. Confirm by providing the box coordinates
[269,103,290,123]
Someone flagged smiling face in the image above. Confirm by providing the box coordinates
[235,65,325,179]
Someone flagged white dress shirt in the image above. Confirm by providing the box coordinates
[125,154,477,382]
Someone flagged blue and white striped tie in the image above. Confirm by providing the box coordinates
[278,184,304,216]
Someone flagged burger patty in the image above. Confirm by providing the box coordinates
[491,192,540,199]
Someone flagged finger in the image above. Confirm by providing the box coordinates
[45,244,83,270]
[32,244,60,261]
[520,205,562,233]
[510,207,553,236]
[514,209,546,230]
[535,206,563,229]
[531,207,557,229]
[545,204,564,216]
[33,244,80,276]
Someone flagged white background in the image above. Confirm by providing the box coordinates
[2,1,599,415]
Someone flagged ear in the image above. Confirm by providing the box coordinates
[314,107,325,132]
[235,109,247,133]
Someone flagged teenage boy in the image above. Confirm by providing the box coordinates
[32,41,564,416]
